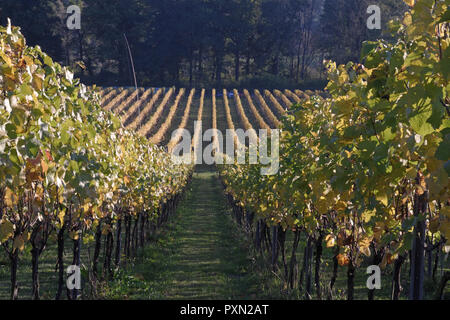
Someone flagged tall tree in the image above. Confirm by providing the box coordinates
[227,0,258,82]
[320,0,407,64]
[0,0,64,61]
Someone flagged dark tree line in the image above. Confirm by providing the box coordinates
[0,0,406,88]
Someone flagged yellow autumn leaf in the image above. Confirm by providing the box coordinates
[403,0,415,7]
[373,221,384,241]
[334,200,347,211]
[406,167,417,179]
[325,234,336,248]
[32,73,44,91]
[440,219,450,240]
[0,50,12,67]
[58,209,66,225]
[388,253,398,264]
[69,231,79,240]
[361,210,376,223]
[337,253,350,266]
[0,220,14,242]
[415,185,425,196]
[380,252,389,269]
[358,236,372,257]
[4,188,18,208]
[429,216,440,233]
[361,246,371,257]
[40,159,48,175]
[376,192,388,206]
[13,235,25,252]
[316,196,329,213]
[403,13,413,29]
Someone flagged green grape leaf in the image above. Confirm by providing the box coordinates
[435,137,450,161]
[409,109,435,136]
[426,97,445,129]
[5,123,17,139]
[0,220,14,242]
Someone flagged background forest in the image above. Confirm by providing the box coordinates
[0,0,407,89]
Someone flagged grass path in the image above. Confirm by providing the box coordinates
[105,165,449,300]
[105,166,261,299]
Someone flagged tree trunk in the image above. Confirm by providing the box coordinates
[246,212,254,235]
[189,56,193,87]
[426,238,432,279]
[78,30,83,61]
[368,246,385,300]
[130,215,137,257]
[392,254,406,300]
[114,218,122,266]
[278,227,288,282]
[314,234,324,299]
[264,223,271,254]
[435,271,450,300]
[246,51,250,76]
[300,2,314,80]
[295,43,301,82]
[198,45,203,78]
[30,218,51,300]
[271,54,279,75]
[140,212,146,248]
[9,251,19,300]
[328,246,339,300]
[347,262,355,300]
[235,49,240,82]
[103,230,113,279]
[31,246,40,300]
[92,221,102,280]
[300,43,308,80]
[133,214,139,255]
[56,224,66,300]
[65,37,71,67]
[175,62,180,81]
[255,220,261,252]
[300,235,313,299]
[305,236,313,299]
[271,225,279,271]
[289,55,295,80]
[124,215,131,259]
[432,242,441,283]
[288,229,301,289]
[409,173,428,300]
[216,53,223,83]
[69,236,81,300]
